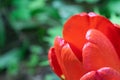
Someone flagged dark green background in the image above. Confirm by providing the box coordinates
[0,0,120,80]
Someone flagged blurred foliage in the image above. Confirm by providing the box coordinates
[0,0,120,80]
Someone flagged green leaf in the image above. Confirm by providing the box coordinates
[11,0,31,21]
[45,7,61,20]
[44,26,62,45]
[75,0,99,3]
[30,45,43,54]
[28,0,46,11]
[10,8,31,21]
[110,13,120,24]
[12,0,29,8]
[52,0,83,21]
[27,54,39,67]
[7,62,19,75]
[0,18,5,47]
[0,48,20,69]
[44,73,59,80]
[107,1,120,14]
[39,60,49,67]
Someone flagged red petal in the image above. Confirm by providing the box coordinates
[63,12,120,60]
[97,67,120,80]
[54,36,68,79]
[61,43,86,80]
[80,71,99,80]
[80,67,120,80]
[48,47,63,78]
[109,24,120,58]
[63,12,89,61]
[82,29,120,72]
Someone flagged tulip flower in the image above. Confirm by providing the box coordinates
[48,12,120,80]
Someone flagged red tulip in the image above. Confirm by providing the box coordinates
[48,12,120,80]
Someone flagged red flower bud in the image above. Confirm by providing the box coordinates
[48,12,120,80]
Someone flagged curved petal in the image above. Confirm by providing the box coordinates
[80,71,99,80]
[61,43,86,80]
[82,29,120,72]
[63,12,120,60]
[109,24,120,58]
[80,67,120,80]
[97,67,120,80]
[63,12,89,61]
[54,36,68,80]
[48,47,63,78]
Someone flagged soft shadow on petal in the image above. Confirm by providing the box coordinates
[97,67,120,80]
[80,71,101,80]
[82,29,120,72]
[61,43,86,80]
[48,47,63,78]
[80,67,120,80]
[109,24,120,58]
